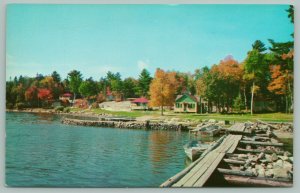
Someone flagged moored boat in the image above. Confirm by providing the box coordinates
[190,124,222,137]
[199,125,221,137]
[184,141,211,161]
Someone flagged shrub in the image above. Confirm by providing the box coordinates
[6,103,14,109]
[15,102,26,110]
[91,102,99,109]
[63,107,71,113]
[55,106,64,112]
[233,95,244,112]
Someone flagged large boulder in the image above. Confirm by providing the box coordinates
[273,159,283,168]
[257,168,265,177]
[208,119,217,123]
[273,168,289,179]
[271,153,278,162]
[283,161,293,172]
[265,169,274,177]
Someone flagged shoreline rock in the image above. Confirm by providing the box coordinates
[61,118,188,131]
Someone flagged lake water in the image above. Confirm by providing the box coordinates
[6,112,204,187]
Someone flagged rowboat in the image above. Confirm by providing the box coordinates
[183,141,211,161]
[190,124,222,137]
[198,125,221,137]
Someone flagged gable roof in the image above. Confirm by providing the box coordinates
[175,94,199,103]
[132,97,149,103]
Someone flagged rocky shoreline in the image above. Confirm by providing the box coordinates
[6,108,113,118]
[61,118,188,131]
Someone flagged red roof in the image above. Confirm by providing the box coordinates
[106,87,112,96]
[63,93,72,97]
[132,97,149,103]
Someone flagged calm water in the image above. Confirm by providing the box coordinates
[6,112,199,187]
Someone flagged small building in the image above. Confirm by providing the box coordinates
[174,94,207,113]
[59,93,73,101]
[106,87,115,101]
[131,97,149,110]
[59,93,73,105]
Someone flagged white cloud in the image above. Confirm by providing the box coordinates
[137,60,149,71]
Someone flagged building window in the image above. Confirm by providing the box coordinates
[188,103,195,108]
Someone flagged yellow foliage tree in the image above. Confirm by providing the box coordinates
[149,69,178,115]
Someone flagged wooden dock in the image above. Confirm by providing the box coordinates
[160,134,242,187]
[226,122,250,134]
[161,121,293,188]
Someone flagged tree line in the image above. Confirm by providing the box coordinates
[6,6,294,114]
[6,68,153,109]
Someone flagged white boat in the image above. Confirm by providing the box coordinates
[183,141,211,161]
[191,124,222,137]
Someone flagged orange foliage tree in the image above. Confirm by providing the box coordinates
[268,65,288,95]
[210,56,243,112]
[25,86,38,105]
[268,60,293,113]
[149,69,179,115]
[38,88,53,106]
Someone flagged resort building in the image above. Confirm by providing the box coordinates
[131,97,149,110]
[174,93,207,113]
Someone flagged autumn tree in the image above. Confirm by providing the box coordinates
[40,76,63,100]
[211,56,243,112]
[25,86,38,106]
[38,88,53,107]
[176,72,196,95]
[268,45,293,113]
[67,70,83,100]
[149,69,179,115]
[195,56,243,113]
[40,76,55,89]
[266,6,294,113]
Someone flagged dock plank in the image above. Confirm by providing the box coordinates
[227,123,245,132]
[182,152,219,187]
[171,134,242,187]
[193,152,225,187]
[172,152,214,187]
[227,135,242,153]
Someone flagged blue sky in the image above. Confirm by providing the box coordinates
[6,4,294,80]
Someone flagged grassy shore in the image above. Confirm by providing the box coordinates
[70,108,293,122]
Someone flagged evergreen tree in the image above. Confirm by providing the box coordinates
[137,69,152,97]
[51,71,61,83]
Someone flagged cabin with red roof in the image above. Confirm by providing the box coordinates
[131,97,149,110]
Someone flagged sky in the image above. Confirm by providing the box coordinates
[6,4,294,81]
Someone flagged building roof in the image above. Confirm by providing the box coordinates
[175,94,199,103]
[62,93,72,97]
[132,97,149,103]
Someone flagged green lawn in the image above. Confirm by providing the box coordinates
[70,108,293,122]
[170,112,293,122]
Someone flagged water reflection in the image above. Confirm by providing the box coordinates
[6,112,192,187]
[148,131,184,174]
